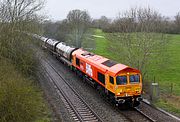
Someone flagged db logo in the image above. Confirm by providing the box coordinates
[86,63,93,77]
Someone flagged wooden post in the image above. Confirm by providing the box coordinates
[151,82,159,101]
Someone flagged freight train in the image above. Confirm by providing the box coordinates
[33,34,143,107]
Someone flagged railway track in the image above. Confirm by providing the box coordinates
[100,95,155,122]
[134,107,156,122]
[136,100,180,122]
[44,55,157,122]
[41,59,103,122]
[39,53,180,122]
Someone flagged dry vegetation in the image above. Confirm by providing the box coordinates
[0,0,51,121]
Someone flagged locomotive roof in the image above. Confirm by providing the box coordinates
[73,49,140,76]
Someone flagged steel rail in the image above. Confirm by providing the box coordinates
[41,59,103,122]
[134,107,156,122]
[47,56,154,122]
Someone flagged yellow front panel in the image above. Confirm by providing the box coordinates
[115,84,142,97]
[115,72,142,97]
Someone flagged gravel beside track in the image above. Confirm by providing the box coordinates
[36,51,74,122]
[136,101,180,122]
[38,66,74,121]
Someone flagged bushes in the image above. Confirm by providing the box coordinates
[0,21,52,121]
[0,0,50,121]
[0,31,38,76]
[0,29,51,121]
[0,58,49,122]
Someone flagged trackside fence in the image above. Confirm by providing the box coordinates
[143,81,176,101]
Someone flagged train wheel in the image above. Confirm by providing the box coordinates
[97,85,105,97]
[94,82,98,89]
[133,101,140,107]
[108,92,115,103]
[82,75,86,82]
[118,103,130,110]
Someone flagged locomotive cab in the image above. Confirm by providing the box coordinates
[113,70,143,106]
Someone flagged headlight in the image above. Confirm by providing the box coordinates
[117,89,123,95]
[135,88,141,92]
[119,89,123,92]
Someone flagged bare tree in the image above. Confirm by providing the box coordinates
[174,11,180,33]
[0,0,44,32]
[56,19,70,41]
[106,7,168,80]
[0,0,44,55]
[0,0,43,21]
[104,7,170,33]
[92,16,111,31]
[42,20,60,38]
[66,9,91,47]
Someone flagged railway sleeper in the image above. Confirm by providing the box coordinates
[83,117,98,121]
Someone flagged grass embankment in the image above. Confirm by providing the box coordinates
[0,32,52,121]
[92,29,117,59]
[152,35,180,115]
[0,58,51,122]
[150,35,180,94]
[92,29,180,116]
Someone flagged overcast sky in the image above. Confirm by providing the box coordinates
[44,0,180,21]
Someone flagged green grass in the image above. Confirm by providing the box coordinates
[92,29,180,116]
[92,29,117,60]
[93,29,180,95]
[147,34,180,95]
[152,34,180,116]
[92,29,109,56]
[155,98,180,117]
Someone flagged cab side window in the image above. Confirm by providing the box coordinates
[109,76,114,84]
[76,58,80,66]
[98,72,105,85]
